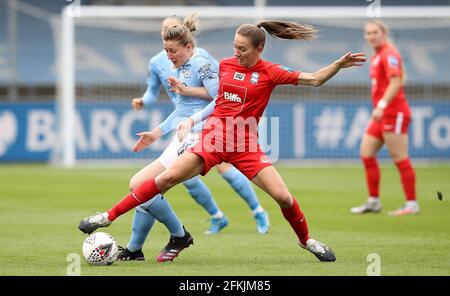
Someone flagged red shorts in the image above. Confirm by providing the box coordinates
[366,111,410,139]
[188,138,272,180]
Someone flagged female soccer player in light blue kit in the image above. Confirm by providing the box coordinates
[116,15,269,262]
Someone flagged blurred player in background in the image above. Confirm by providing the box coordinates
[115,14,269,262]
[80,18,366,262]
[351,20,419,216]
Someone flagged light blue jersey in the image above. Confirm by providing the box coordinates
[151,49,219,135]
[144,49,219,134]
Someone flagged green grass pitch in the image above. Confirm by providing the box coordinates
[0,164,449,276]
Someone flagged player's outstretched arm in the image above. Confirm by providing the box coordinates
[298,52,366,87]
[133,128,163,152]
[168,76,212,100]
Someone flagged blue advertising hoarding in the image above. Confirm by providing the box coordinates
[1,101,449,162]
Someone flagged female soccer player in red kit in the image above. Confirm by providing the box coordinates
[351,20,419,216]
[80,21,365,262]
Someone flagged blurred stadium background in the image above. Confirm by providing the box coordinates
[0,0,449,276]
[0,0,449,164]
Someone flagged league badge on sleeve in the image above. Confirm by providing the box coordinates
[388,55,399,68]
[279,65,294,72]
[198,63,214,79]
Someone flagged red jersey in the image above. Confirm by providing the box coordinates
[212,57,300,121]
[370,43,410,117]
[202,57,299,151]
[192,57,299,177]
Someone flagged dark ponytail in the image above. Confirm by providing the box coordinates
[237,21,318,48]
[257,20,318,41]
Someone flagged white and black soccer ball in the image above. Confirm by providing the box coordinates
[82,232,118,266]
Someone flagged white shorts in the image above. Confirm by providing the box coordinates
[158,133,199,169]
[138,133,199,212]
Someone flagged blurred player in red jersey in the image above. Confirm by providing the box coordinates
[351,20,419,216]
[79,20,366,262]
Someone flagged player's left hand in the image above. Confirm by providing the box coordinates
[168,76,185,94]
[372,107,384,122]
[337,52,366,68]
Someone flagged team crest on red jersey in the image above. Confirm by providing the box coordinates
[250,72,260,84]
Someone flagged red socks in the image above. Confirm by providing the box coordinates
[281,197,310,246]
[362,157,380,198]
[107,179,161,221]
[362,157,416,201]
[395,158,416,201]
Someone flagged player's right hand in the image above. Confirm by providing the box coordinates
[168,76,185,94]
[133,131,158,152]
[132,98,144,110]
[372,107,384,122]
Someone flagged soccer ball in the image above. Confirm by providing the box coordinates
[82,232,118,266]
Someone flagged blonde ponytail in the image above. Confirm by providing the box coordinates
[164,13,198,47]
[183,13,198,33]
